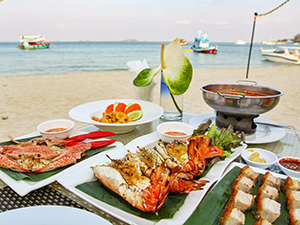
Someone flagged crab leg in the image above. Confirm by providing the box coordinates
[0,155,30,172]
[65,131,116,142]
[32,155,78,173]
[32,143,92,173]
[66,139,116,148]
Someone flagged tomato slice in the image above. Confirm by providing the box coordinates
[125,103,142,114]
[114,102,127,112]
[204,146,224,159]
[105,104,114,113]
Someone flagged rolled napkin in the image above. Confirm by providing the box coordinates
[127,59,157,101]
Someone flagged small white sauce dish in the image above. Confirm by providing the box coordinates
[37,119,74,139]
[157,122,194,142]
[241,148,278,169]
[277,156,300,179]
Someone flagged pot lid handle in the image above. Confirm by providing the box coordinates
[236,80,257,86]
[217,91,246,99]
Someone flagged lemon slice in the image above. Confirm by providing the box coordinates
[127,110,143,121]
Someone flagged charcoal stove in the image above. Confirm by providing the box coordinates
[215,111,259,134]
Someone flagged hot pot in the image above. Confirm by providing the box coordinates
[200,81,283,133]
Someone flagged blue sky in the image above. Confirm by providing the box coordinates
[0,0,298,42]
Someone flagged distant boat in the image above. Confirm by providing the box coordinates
[179,39,188,45]
[235,40,246,45]
[18,35,50,50]
[191,31,217,54]
[260,46,300,64]
[261,41,277,45]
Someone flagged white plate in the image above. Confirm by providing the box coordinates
[189,113,286,144]
[0,205,111,225]
[57,131,247,225]
[0,139,123,196]
[69,99,163,134]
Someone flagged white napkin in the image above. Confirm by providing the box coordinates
[126,59,157,101]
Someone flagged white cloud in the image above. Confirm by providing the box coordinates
[56,24,68,30]
[213,21,229,26]
[173,20,191,25]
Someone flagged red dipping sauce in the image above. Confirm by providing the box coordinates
[279,158,300,172]
[164,131,187,136]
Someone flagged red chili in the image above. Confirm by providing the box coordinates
[65,131,116,142]
[204,146,224,159]
[90,140,116,149]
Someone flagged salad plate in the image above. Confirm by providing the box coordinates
[0,205,111,225]
[69,99,163,134]
[189,113,286,144]
[0,137,123,196]
[57,131,247,225]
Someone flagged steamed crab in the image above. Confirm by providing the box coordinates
[0,131,116,173]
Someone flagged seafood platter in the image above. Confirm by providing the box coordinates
[188,162,300,225]
[57,119,247,225]
[69,99,164,134]
[0,131,121,196]
[200,81,283,134]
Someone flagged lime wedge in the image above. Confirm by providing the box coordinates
[127,110,143,121]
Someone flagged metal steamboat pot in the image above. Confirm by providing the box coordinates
[200,80,283,116]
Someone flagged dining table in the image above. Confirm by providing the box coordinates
[0,112,299,225]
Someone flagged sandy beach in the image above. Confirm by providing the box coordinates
[0,65,299,142]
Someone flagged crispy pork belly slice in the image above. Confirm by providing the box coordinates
[239,165,259,184]
[254,216,272,225]
[290,208,300,225]
[287,190,300,211]
[232,174,254,193]
[256,183,279,201]
[254,198,281,223]
[283,177,300,193]
[226,189,255,212]
[220,205,245,225]
[260,172,282,191]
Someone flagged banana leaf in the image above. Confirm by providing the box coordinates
[0,136,114,182]
[184,166,288,225]
[76,180,188,221]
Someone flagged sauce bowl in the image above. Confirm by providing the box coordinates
[37,119,74,139]
[157,122,194,142]
[277,156,300,178]
[241,148,277,169]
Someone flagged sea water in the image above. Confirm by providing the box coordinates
[0,41,279,76]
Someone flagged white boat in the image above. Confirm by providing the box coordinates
[191,31,217,54]
[260,46,300,64]
[18,35,50,50]
[235,40,246,45]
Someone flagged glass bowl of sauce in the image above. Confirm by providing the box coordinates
[157,122,194,143]
[37,119,74,139]
[278,157,300,178]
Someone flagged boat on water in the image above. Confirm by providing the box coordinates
[179,39,188,45]
[191,31,217,54]
[260,46,300,64]
[18,35,50,50]
[235,40,247,45]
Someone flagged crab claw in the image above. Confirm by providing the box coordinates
[0,155,30,172]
